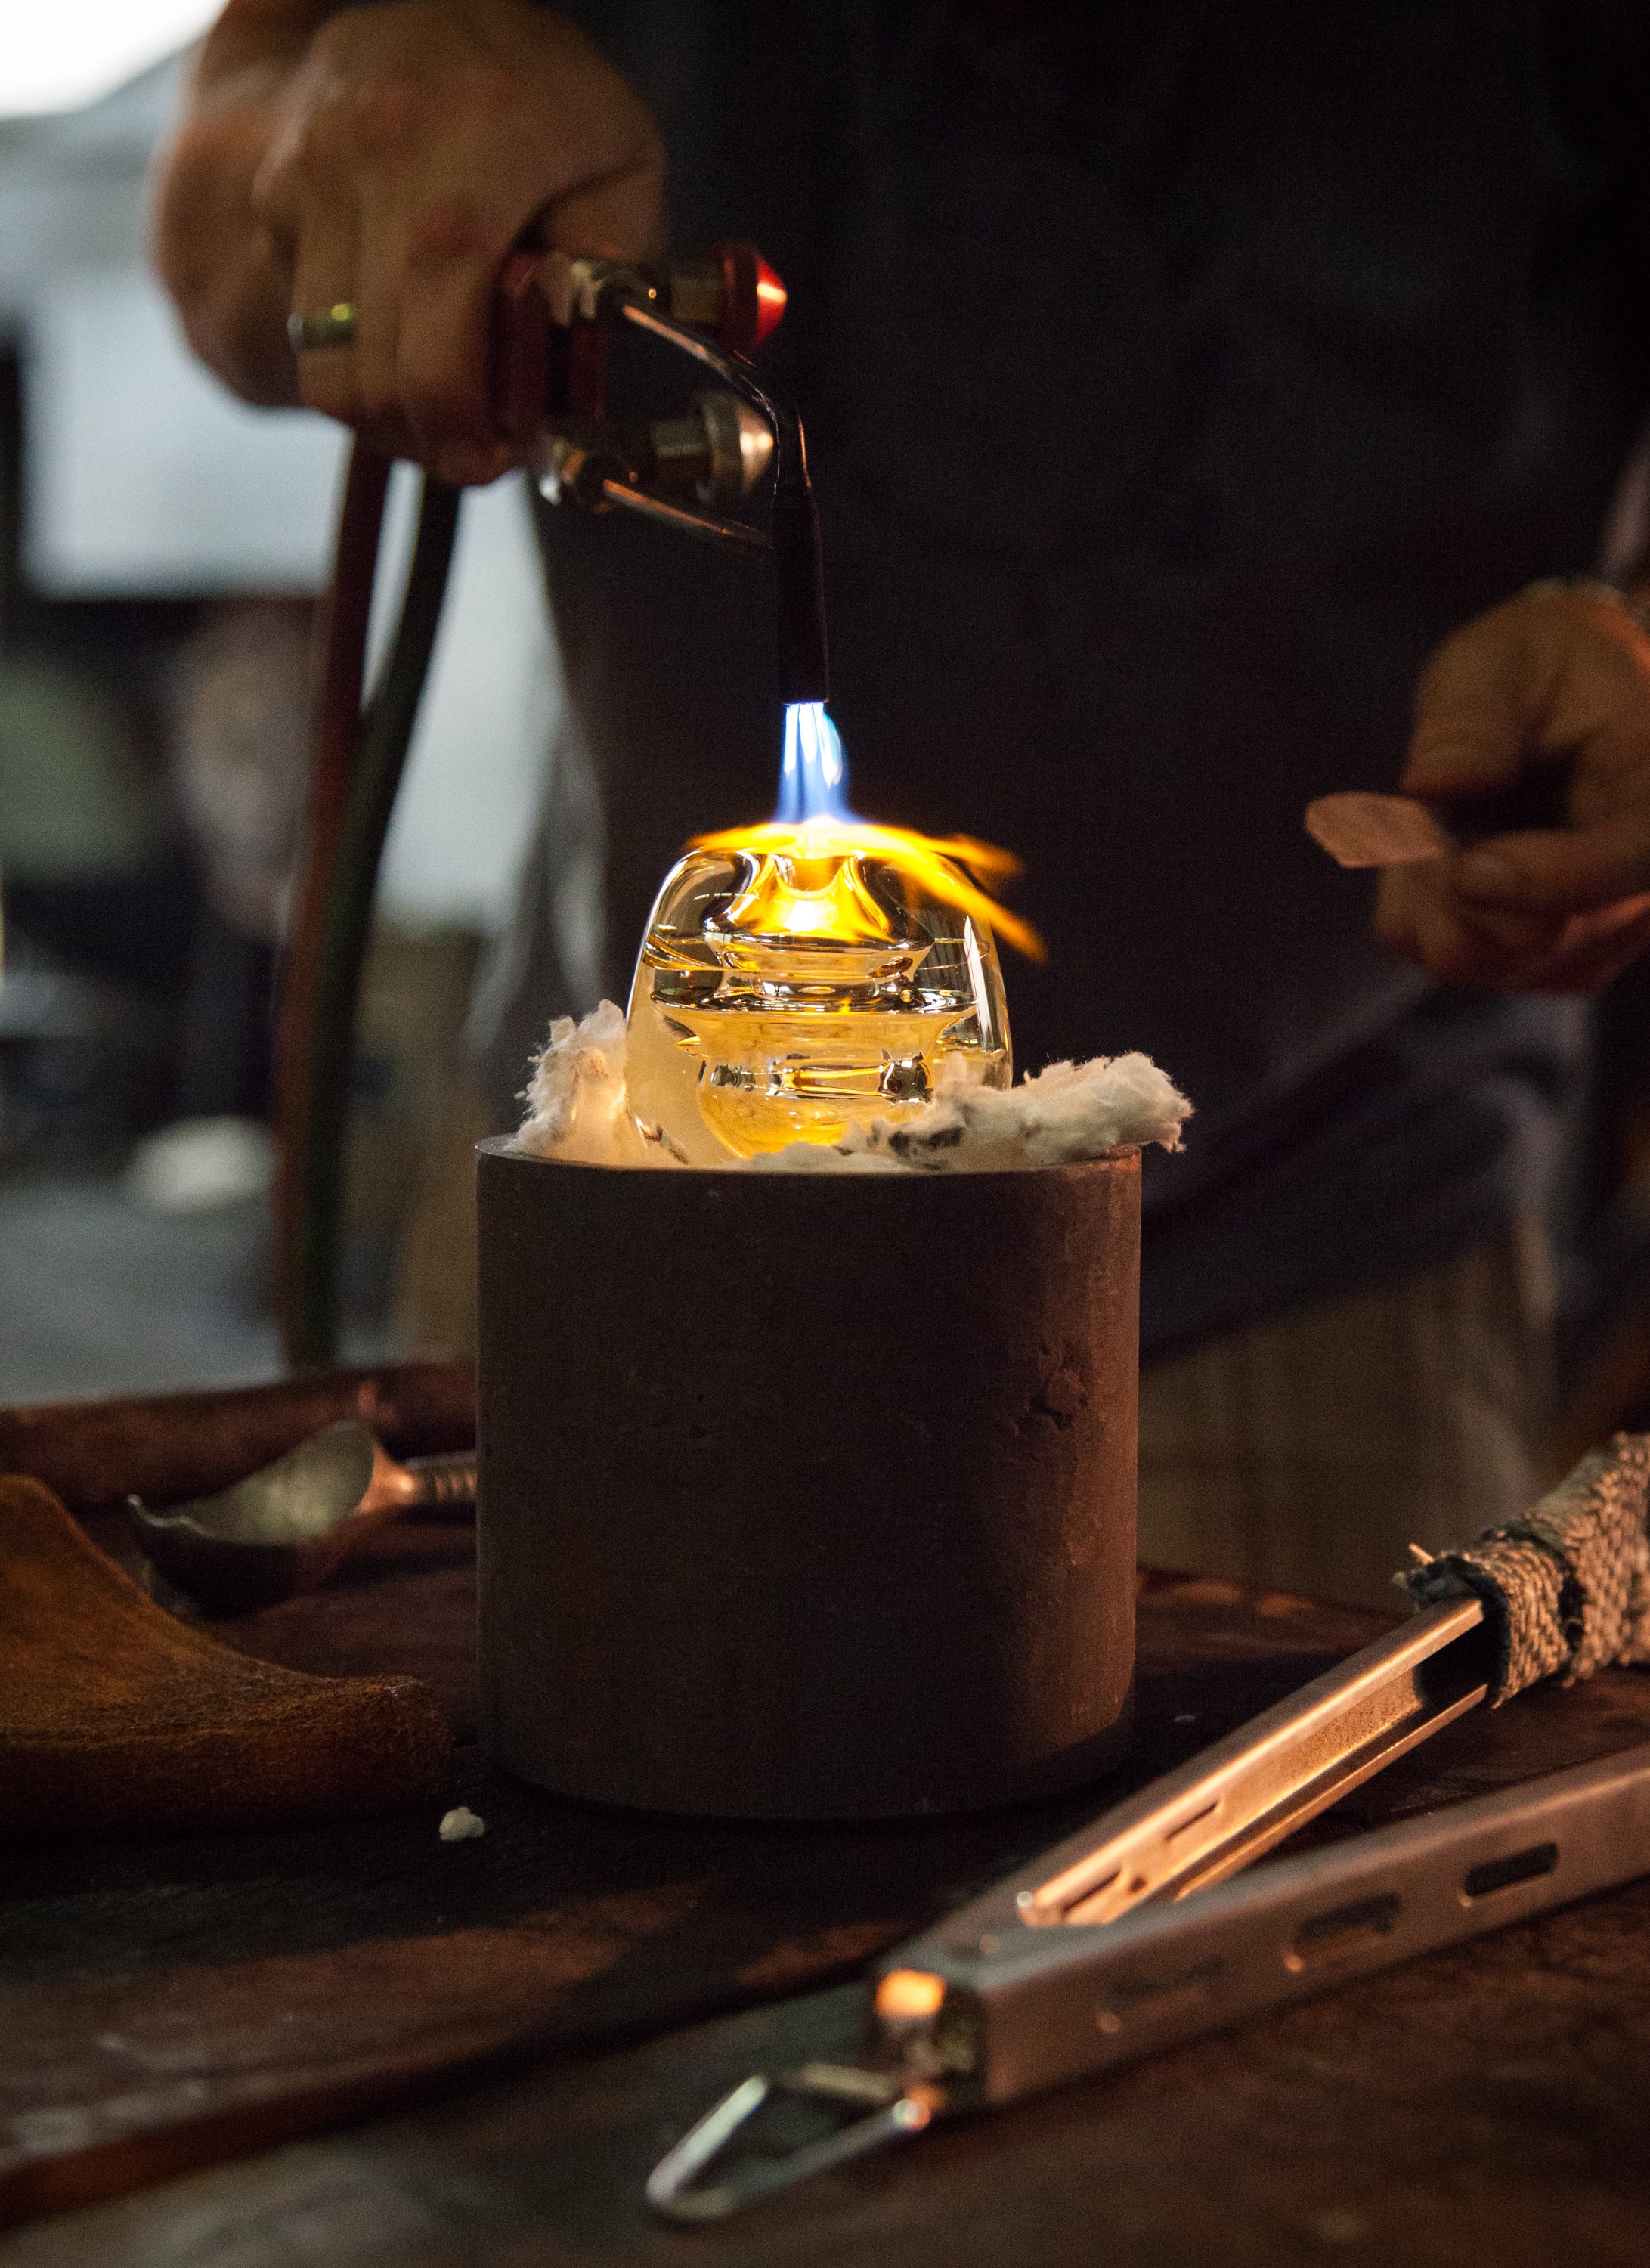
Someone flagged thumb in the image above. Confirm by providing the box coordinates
[1403,603,1537,801]
[546,170,667,265]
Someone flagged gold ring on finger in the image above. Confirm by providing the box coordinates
[289,303,357,352]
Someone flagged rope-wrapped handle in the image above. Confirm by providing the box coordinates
[1401,1432,1650,1703]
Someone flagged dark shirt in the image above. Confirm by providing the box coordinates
[494,0,1650,1355]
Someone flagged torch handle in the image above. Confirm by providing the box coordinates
[487,241,787,439]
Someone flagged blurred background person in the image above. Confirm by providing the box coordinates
[147,0,1650,1611]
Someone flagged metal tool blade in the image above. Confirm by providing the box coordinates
[649,1740,1650,2215]
[925,1596,1493,1944]
[905,1737,1650,2109]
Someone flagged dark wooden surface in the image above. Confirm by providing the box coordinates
[5,1516,1650,2261]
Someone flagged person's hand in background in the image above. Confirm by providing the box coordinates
[1376,581,1650,992]
[151,0,664,485]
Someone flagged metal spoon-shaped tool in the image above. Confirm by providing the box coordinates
[128,1421,476,1613]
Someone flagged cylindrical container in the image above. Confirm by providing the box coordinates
[476,1141,1138,1820]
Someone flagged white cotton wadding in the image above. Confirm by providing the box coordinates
[511,1002,1190,1175]
[512,1001,662,1167]
[748,1050,1190,1174]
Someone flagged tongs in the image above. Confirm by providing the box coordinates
[649,1435,1650,2220]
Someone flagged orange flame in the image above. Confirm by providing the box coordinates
[688,816,1046,962]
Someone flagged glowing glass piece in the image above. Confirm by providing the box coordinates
[624,705,1036,1165]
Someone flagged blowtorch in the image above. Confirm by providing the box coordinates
[278,240,816,1365]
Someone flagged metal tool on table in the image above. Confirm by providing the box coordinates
[280,238,818,1370]
[128,1420,475,1613]
[649,1433,1650,2220]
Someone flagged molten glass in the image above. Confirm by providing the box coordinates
[624,705,1041,1164]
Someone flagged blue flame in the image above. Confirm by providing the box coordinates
[777,702,851,825]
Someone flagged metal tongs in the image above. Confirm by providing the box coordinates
[649,1583,1650,2219]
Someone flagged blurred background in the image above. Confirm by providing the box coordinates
[0,6,559,1400]
[5,10,1650,1467]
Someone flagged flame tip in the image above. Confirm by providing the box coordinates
[684,704,1045,959]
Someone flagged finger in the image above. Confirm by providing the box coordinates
[1403,593,1561,798]
[1447,811,1650,916]
[155,100,305,407]
[1376,865,1565,960]
[1518,901,1650,994]
[1374,868,1566,989]
[258,128,364,429]
[338,75,500,477]
[289,231,361,426]
[1542,891,1650,956]
[393,197,509,484]
[549,165,668,262]
[1404,584,1650,799]
[1442,898,1564,956]
[1376,861,1650,990]
[391,162,666,480]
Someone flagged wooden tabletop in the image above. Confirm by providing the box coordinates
[5,1511,1650,2264]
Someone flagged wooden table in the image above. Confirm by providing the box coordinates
[5,1508,1650,2266]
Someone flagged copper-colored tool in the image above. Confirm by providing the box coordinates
[0,1361,472,1518]
[128,1421,476,1615]
[1305,791,1453,868]
[1305,758,1574,869]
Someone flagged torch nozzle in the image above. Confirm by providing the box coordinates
[607,298,830,709]
[772,485,830,705]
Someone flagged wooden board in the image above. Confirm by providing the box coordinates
[8,1516,1650,2239]
[17,1910,1650,2268]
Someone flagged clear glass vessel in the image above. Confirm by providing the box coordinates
[624,839,1012,1165]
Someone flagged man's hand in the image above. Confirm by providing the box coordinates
[1375,582,1650,992]
[152,0,664,485]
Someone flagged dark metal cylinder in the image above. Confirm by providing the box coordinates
[476,1141,1139,1820]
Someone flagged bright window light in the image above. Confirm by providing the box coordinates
[1,5,221,118]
